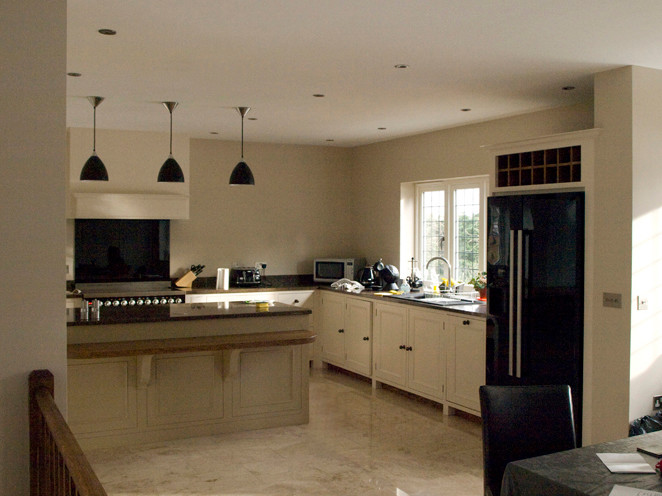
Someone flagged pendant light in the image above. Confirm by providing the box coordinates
[157,102,185,182]
[80,96,108,181]
[229,107,255,185]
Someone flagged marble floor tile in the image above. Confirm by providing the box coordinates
[86,367,484,495]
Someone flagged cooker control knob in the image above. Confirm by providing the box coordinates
[144,299,152,305]
[103,300,112,307]
[128,299,136,306]
[120,299,128,306]
[136,299,144,305]
[175,298,182,304]
[152,298,160,305]
[160,298,168,305]
[167,298,175,304]
[112,300,120,306]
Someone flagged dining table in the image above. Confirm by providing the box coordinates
[501,430,662,496]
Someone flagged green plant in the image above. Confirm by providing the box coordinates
[468,271,487,289]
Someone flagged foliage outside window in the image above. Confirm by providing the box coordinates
[416,177,487,284]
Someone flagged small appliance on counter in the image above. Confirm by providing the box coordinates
[230,267,261,287]
[357,265,380,289]
[373,259,400,291]
[313,258,364,283]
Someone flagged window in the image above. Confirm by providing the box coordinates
[416,177,487,284]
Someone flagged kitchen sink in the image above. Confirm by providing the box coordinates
[386,292,480,306]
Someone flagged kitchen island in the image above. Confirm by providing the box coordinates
[67,301,314,449]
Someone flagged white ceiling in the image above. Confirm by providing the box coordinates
[67,0,662,147]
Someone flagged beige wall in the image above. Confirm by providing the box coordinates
[171,139,353,276]
[66,131,354,278]
[0,0,67,493]
[630,66,662,421]
[348,103,595,266]
[592,67,634,441]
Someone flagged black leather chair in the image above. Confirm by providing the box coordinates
[479,384,577,496]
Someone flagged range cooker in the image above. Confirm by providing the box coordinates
[86,290,185,308]
[76,283,186,309]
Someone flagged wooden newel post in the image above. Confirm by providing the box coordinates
[29,369,54,496]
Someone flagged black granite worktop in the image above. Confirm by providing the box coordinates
[318,286,487,318]
[68,301,312,327]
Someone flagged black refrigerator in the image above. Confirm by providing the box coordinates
[486,191,584,442]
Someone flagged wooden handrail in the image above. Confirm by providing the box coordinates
[29,369,108,496]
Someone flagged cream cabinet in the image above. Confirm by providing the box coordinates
[373,302,445,402]
[319,291,372,377]
[445,315,486,415]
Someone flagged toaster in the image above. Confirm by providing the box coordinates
[230,267,261,287]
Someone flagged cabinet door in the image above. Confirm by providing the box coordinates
[407,308,444,400]
[373,303,407,387]
[446,316,486,413]
[319,292,346,365]
[344,297,372,376]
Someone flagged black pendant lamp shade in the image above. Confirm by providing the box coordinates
[229,106,255,185]
[158,102,185,182]
[80,96,109,181]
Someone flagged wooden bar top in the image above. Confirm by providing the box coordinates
[68,329,316,359]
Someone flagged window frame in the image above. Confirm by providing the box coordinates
[414,176,488,283]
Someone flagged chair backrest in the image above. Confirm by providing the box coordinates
[479,384,577,496]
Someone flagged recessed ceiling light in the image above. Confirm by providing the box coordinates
[67,72,82,77]
[313,94,325,98]
[209,131,219,135]
[562,86,576,91]
[461,108,471,112]
[98,28,116,35]
[394,64,409,69]
[378,127,387,130]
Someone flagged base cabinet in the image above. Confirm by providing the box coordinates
[373,303,445,402]
[319,291,372,376]
[67,345,309,449]
[445,315,486,414]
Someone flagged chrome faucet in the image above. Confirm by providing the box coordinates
[425,256,452,287]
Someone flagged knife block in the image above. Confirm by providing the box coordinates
[174,270,196,288]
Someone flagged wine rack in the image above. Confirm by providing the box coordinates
[496,145,581,188]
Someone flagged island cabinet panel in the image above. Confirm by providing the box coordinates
[67,357,138,434]
[232,346,302,417]
[147,352,224,426]
[445,315,486,414]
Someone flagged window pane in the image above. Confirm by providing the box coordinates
[421,190,445,272]
[454,187,480,282]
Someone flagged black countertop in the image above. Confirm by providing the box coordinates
[68,301,312,327]
[318,286,487,318]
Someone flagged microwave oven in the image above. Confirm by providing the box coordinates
[313,258,364,283]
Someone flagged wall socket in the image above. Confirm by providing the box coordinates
[654,395,662,410]
[603,292,622,308]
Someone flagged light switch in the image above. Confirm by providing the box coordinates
[603,292,622,308]
[637,295,649,310]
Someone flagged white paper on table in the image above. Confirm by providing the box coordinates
[609,485,662,496]
[597,453,656,473]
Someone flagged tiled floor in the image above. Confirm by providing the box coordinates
[87,367,484,495]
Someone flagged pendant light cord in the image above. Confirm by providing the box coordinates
[241,114,244,159]
[92,106,97,152]
[169,110,173,155]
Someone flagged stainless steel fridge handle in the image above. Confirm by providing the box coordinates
[516,230,523,378]
[508,229,515,376]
